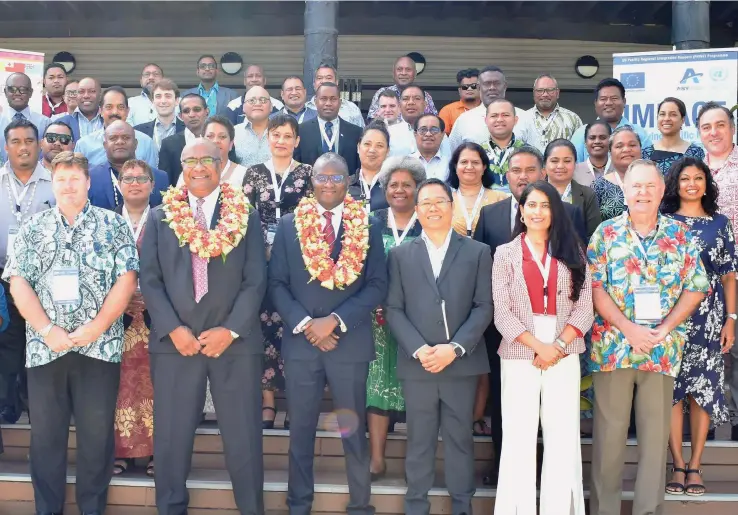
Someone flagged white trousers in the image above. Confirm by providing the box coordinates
[494,355,585,515]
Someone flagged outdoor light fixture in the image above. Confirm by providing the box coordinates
[575,55,599,79]
[52,51,77,74]
[220,52,243,76]
[407,52,426,75]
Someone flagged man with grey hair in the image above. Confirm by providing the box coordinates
[410,114,451,181]
[587,159,709,515]
[516,74,583,154]
[269,152,388,515]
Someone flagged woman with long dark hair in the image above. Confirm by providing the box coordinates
[492,180,593,515]
[642,97,704,174]
[661,157,736,496]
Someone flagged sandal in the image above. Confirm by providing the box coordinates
[472,419,490,437]
[112,458,131,476]
[262,406,276,429]
[666,467,686,494]
[146,457,155,478]
[685,468,706,496]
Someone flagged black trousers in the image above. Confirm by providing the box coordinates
[150,351,264,515]
[285,358,374,515]
[0,276,29,418]
[27,352,120,514]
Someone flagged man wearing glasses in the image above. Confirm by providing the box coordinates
[439,68,481,136]
[182,55,238,117]
[275,76,317,125]
[234,86,273,168]
[0,73,51,162]
[40,122,75,171]
[127,63,164,127]
[410,114,452,181]
[516,74,583,154]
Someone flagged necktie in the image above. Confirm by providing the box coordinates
[323,211,336,254]
[323,121,334,152]
[192,198,209,303]
[13,112,25,121]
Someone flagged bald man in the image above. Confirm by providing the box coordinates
[140,138,267,515]
[233,86,273,167]
[0,72,51,161]
[367,55,437,120]
[87,120,170,210]
[227,64,284,122]
[56,77,104,140]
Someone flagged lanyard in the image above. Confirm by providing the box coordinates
[110,169,122,207]
[490,144,513,168]
[534,109,558,137]
[561,182,572,203]
[388,209,417,246]
[55,206,88,248]
[320,121,338,152]
[587,157,611,179]
[456,187,486,236]
[45,93,64,115]
[266,159,295,219]
[123,205,149,243]
[524,235,552,313]
[5,172,36,217]
[612,170,624,191]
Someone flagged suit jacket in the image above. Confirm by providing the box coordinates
[386,232,493,380]
[88,161,170,211]
[159,133,186,187]
[268,211,388,363]
[347,173,389,212]
[570,180,602,241]
[182,86,239,117]
[134,118,186,139]
[293,117,361,172]
[140,204,267,354]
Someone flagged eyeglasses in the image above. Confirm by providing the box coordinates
[198,63,217,70]
[142,71,162,78]
[6,86,31,95]
[181,156,221,168]
[64,90,78,98]
[459,83,478,91]
[245,97,270,106]
[120,175,152,184]
[416,126,442,136]
[181,106,205,115]
[45,133,73,145]
[313,174,345,184]
[418,199,451,210]
[533,87,558,95]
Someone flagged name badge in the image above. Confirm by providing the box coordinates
[266,223,279,246]
[634,284,661,324]
[6,227,18,262]
[533,314,557,344]
[52,267,81,306]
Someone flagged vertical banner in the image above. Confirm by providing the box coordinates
[613,48,738,145]
[0,48,45,114]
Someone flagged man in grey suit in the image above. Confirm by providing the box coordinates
[269,153,388,515]
[386,178,493,515]
[140,139,267,515]
[182,54,239,117]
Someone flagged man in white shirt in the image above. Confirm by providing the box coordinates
[305,63,364,128]
[234,86,272,168]
[375,90,413,157]
[0,73,51,162]
[127,63,164,127]
[227,64,284,116]
[410,114,451,181]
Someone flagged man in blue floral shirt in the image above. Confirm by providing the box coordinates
[3,151,138,515]
[587,159,708,515]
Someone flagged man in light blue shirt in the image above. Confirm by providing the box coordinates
[181,55,238,117]
[55,77,104,141]
[127,63,164,127]
[569,77,651,163]
[74,86,158,168]
[410,114,451,181]
[0,72,51,162]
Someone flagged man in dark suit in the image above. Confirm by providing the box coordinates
[386,178,493,515]
[158,94,210,186]
[472,144,586,486]
[294,82,361,173]
[88,120,169,210]
[140,139,267,515]
[180,55,239,117]
[269,152,388,515]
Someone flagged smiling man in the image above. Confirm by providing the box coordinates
[234,85,273,168]
[134,78,185,150]
[410,114,451,181]
[56,77,104,140]
[158,94,210,186]
[276,76,317,125]
[227,64,284,122]
[40,121,75,171]
[0,72,51,161]
[481,98,525,192]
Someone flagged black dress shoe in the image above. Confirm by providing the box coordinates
[482,467,499,486]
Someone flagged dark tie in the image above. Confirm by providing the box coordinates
[192,198,209,302]
[323,121,334,152]
[323,211,336,253]
[13,112,25,121]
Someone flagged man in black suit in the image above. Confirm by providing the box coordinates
[472,144,586,486]
[386,178,493,515]
[140,139,267,515]
[269,153,388,515]
[158,94,210,186]
[294,82,361,173]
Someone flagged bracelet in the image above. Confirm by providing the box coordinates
[39,322,54,338]
[554,338,567,350]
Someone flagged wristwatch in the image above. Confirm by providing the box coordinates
[728,314,737,321]
[229,330,239,340]
[453,344,464,358]
[555,338,567,350]
[39,322,54,339]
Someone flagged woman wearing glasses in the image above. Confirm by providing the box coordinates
[112,160,156,477]
[242,114,313,429]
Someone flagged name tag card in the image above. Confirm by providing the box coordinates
[52,267,81,305]
[6,227,18,262]
[533,314,557,344]
[266,223,279,246]
[634,284,661,324]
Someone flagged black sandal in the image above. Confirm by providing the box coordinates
[472,419,490,437]
[262,406,276,429]
[685,468,706,496]
[112,458,131,476]
[146,457,155,477]
[665,466,686,495]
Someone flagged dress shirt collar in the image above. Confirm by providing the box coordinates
[72,108,102,122]
[283,105,307,117]
[198,82,219,94]
[411,147,444,164]
[188,186,221,225]
[1,161,51,185]
[489,133,516,151]
[421,229,453,252]
[184,128,198,144]
[7,106,32,119]
[140,90,152,101]
[534,105,560,119]
[316,201,344,233]
[420,229,454,278]
[318,116,339,129]
[154,117,175,129]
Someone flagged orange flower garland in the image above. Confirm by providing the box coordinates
[294,194,370,290]
[161,183,251,261]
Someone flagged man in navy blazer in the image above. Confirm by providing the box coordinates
[88,121,169,210]
[269,153,387,515]
[294,82,362,173]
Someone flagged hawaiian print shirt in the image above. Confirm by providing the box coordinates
[587,213,709,377]
[2,202,139,367]
[480,134,525,193]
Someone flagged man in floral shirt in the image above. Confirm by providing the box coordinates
[587,159,708,515]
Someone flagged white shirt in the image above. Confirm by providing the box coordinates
[448,103,525,152]
[410,147,451,182]
[510,198,519,232]
[184,128,198,145]
[127,92,156,127]
[387,121,417,157]
[318,117,340,153]
[188,186,221,226]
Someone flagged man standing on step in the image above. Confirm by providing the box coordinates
[140,139,267,515]
[269,152,388,515]
[386,178,492,515]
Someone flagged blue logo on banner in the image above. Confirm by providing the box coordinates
[620,72,645,89]
[680,68,704,84]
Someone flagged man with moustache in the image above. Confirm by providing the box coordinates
[135,79,186,150]
[158,94,210,186]
[87,120,169,211]
[57,77,104,140]
[234,86,273,168]
[386,178,492,515]
[275,76,317,125]
[41,63,69,118]
[0,73,51,161]
[410,114,451,181]
[227,64,283,121]
[140,139,267,515]
[74,86,158,169]
[439,68,481,135]
[127,63,164,126]
[269,153,387,515]
[368,55,437,120]
[40,121,75,171]
[472,145,586,486]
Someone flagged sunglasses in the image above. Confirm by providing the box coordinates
[181,106,205,115]
[459,83,478,91]
[313,174,345,184]
[120,176,152,185]
[45,133,73,145]
[6,86,32,95]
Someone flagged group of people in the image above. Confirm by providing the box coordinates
[0,52,737,515]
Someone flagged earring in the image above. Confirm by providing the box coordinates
[520,215,525,223]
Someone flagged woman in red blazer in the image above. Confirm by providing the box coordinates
[492,180,594,515]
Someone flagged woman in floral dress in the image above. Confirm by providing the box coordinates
[243,113,312,428]
[662,158,737,496]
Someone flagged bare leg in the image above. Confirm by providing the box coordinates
[666,400,686,493]
[368,412,389,475]
[686,396,709,495]
[262,389,276,423]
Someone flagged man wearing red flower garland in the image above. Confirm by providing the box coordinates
[269,152,388,515]
[140,139,268,515]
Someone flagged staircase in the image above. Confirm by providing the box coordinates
[1,417,737,514]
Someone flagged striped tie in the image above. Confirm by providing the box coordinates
[323,211,336,254]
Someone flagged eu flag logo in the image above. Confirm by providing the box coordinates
[620,72,645,89]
